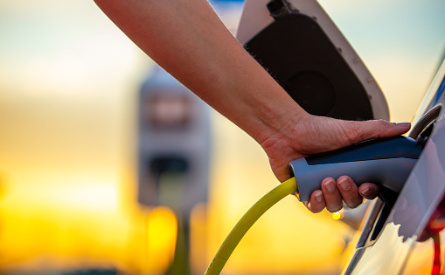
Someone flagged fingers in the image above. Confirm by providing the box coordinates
[305,177,379,213]
[321,178,343,212]
[352,120,411,143]
[337,176,363,208]
[358,182,379,200]
[305,190,325,213]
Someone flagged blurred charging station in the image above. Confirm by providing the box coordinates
[137,66,211,274]
[137,66,211,215]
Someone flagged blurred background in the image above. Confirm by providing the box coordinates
[0,0,443,274]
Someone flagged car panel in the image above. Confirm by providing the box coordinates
[343,59,445,274]
[236,0,390,120]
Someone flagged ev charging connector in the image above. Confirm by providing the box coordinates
[289,136,423,203]
[205,136,424,275]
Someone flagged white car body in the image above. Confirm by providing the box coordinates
[236,0,445,273]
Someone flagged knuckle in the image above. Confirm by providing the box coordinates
[376,119,388,127]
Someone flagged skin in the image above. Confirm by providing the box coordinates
[94,0,410,213]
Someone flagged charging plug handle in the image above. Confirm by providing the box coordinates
[289,136,423,201]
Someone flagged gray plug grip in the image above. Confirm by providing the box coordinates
[289,157,418,201]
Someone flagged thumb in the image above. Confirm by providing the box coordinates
[349,120,411,144]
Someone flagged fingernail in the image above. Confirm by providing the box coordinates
[314,190,323,203]
[339,177,351,191]
[361,187,371,197]
[324,179,336,193]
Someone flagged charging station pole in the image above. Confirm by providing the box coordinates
[137,66,211,274]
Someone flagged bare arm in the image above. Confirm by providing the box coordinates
[94,0,410,212]
[94,0,302,144]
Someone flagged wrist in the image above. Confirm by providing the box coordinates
[252,92,308,147]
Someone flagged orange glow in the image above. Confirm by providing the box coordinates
[333,211,344,221]
[146,207,178,272]
[190,203,209,274]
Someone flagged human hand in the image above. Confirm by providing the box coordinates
[303,176,379,213]
[259,113,411,213]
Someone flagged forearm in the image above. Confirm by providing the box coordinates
[94,0,411,210]
[94,0,307,144]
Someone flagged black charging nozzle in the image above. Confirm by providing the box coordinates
[289,136,424,205]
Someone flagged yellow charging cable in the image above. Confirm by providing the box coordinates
[205,177,298,275]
